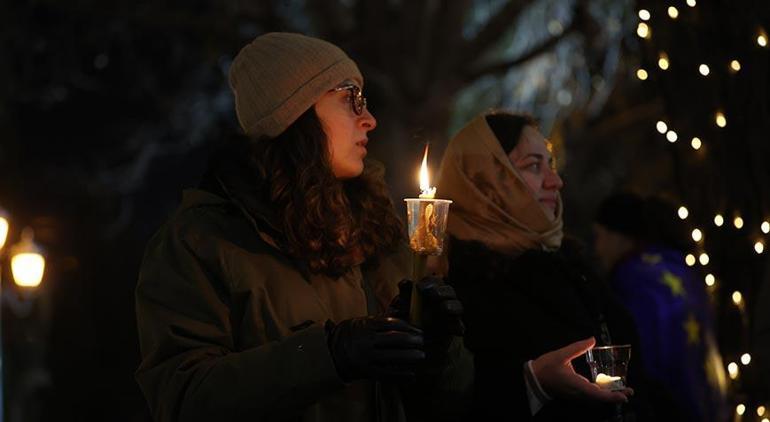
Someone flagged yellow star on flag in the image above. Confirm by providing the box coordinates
[684,313,701,345]
[660,271,686,297]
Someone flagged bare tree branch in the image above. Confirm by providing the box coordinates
[461,0,531,63]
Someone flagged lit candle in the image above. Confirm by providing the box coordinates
[595,373,624,390]
[419,145,436,199]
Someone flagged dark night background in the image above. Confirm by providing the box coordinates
[0,0,768,420]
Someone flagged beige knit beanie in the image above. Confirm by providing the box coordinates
[228,32,363,139]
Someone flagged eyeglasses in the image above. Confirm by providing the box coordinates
[332,83,367,116]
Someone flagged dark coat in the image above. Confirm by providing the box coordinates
[448,236,650,422]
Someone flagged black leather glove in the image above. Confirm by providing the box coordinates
[326,316,425,382]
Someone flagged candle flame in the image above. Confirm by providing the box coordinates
[419,144,436,199]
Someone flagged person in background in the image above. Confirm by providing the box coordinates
[134,32,471,422]
[594,192,728,422]
[438,110,643,421]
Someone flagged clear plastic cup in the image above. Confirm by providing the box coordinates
[404,198,452,255]
[586,344,632,391]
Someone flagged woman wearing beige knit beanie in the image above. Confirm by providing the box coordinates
[134,32,473,422]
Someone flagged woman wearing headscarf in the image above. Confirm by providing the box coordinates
[437,110,646,421]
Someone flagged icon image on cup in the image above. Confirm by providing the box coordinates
[586,344,632,391]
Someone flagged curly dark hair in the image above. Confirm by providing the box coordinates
[237,107,405,277]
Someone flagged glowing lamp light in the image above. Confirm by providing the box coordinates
[656,121,668,134]
[737,404,746,415]
[667,6,679,19]
[699,252,709,266]
[759,406,766,417]
[677,206,689,219]
[705,274,715,286]
[741,353,752,365]
[734,216,744,229]
[758,34,768,47]
[9,228,45,288]
[730,60,741,72]
[686,0,696,6]
[685,254,696,266]
[638,9,651,21]
[636,69,648,80]
[658,53,670,70]
[762,221,769,233]
[666,131,678,143]
[732,291,743,306]
[0,212,8,250]
[691,228,703,242]
[637,23,650,39]
[715,111,727,127]
[714,214,724,226]
[755,241,765,254]
[418,145,436,199]
[762,418,769,422]
[691,137,702,150]
[728,362,739,379]
[699,64,710,76]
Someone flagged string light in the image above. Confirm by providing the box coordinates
[732,291,743,306]
[685,254,696,266]
[715,111,727,127]
[699,252,709,265]
[705,274,716,286]
[656,121,668,134]
[762,221,769,233]
[666,130,678,142]
[758,31,768,47]
[714,214,724,226]
[728,362,739,379]
[691,137,702,150]
[755,241,764,254]
[637,23,651,39]
[668,6,679,19]
[730,60,741,72]
[638,9,651,21]
[658,52,670,70]
[759,406,767,417]
[762,418,769,422]
[692,228,703,242]
[686,0,696,6]
[698,64,710,76]
[737,404,746,415]
[678,206,689,219]
[636,69,648,80]
[741,353,752,365]
[734,216,744,229]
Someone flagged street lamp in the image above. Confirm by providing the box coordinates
[9,228,45,289]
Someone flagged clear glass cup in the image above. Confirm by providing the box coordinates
[585,344,632,391]
[404,198,452,255]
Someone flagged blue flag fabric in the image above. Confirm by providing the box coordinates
[611,245,727,422]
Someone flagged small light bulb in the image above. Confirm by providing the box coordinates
[759,406,766,417]
[728,361,739,379]
[715,111,727,127]
[714,214,724,226]
[699,64,710,76]
[636,69,649,80]
[656,121,668,134]
[678,206,689,219]
[762,418,769,422]
[761,221,769,233]
[639,9,651,21]
[755,241,764,254]
[705,274,715,286]
[668,6,679,19]
[692,228,703,242]
[658,53,670,70]
[741,353,752,365]
[699,252,709,266]
[666,130,678,142]
[737,404,746,415]
[685,254,696,266]
[758,34,768,47]
[730,60,741,72]
[637,23,651,38]
[732,291,743,305]
[734,216,744,229]
[691,137,702,150]
[686,0,696,6]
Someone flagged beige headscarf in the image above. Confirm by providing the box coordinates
[437,112,564,256]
